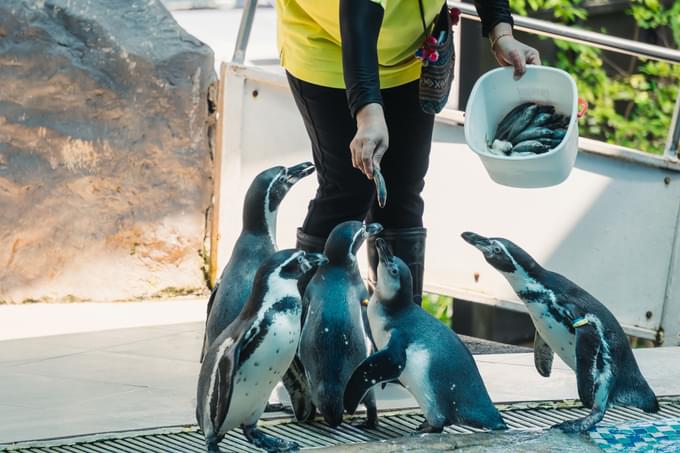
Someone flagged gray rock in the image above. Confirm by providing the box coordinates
[0,0,217,303]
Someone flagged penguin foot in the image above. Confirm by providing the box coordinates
[352,392,379,430]
[204,436,223,453]
[243,425,300,452]
[414,421,444,434]
[551,418,592,434]
[350,417,379,430]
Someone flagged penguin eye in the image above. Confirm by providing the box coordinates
[296,255,304,264]
[390,267,398,276]
[492,246,502,254]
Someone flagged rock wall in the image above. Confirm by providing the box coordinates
[0,0,217,303]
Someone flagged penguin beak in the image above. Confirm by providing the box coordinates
[300,252,328,273]
[461,231,492,252]
[376,238,393,265]
[284,162,315,185]
[364,223,383,237]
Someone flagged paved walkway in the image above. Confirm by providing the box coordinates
[1,299,679,445]
[2,6,679,449]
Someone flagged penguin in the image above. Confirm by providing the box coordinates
[344,238,507,434]
[202,162,314,356]
[298,221,383,428]
[461,231,659,433]
[201,162,315,421]
[196,249,328,453]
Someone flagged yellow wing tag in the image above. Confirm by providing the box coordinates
[572,317,589,329]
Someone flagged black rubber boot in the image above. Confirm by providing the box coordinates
[295,228,326,296]
[295,227,326,252]
[367,227,427,306]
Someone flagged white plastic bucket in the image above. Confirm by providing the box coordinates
[463,65,586,188]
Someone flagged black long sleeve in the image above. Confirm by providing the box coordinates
[474,0,514,37]
[339,0,384,118]
[338,0,514,118]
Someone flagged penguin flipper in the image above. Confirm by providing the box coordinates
[281,355,316,422]
[573,323,604,410]
[344,330,406,415]
[215,351,238,428]
[200,283,220,364]
[533,331,554,378]
[554,324,610,433]
[207,336,241,433]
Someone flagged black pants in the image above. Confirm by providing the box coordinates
[287,72,435,239]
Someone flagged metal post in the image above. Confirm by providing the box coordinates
[232,0,259,64]
[666,91,680,159]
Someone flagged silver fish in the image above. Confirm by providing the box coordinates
[512,140,551,154]
[373,167,387,208]
[504,104,539,142]
[494,102,536,141]
[511,127,555,145]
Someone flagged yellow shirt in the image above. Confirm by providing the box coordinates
[275,0,443,89]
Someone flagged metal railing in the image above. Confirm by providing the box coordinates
[452,2,680,64]
[231,0,680,159]
[232,0,258,65]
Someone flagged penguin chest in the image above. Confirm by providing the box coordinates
[222,312,300,431]
[525,303,577,370]
[367,300,390,349]
[399,344,437,414]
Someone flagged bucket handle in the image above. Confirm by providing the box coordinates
[577,97,588,119]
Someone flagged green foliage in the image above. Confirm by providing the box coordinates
[422,292,453,325]
[509,0,679,155]
[509,0,587,21]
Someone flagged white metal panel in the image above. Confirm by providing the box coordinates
[216,63,680,341]
[422,124,680,339]
[661,201,680,346]
[216,64,247,274]
[215,65,318,274]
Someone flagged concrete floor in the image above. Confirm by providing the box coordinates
[1,299,679,445]
[2,5,679,449]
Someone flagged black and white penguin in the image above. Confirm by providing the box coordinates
[202,162,314,356]
[344,238,506,433]
[196,249,327,453]
[462,231,659,433]
[201,162,315,421]
[299,221,382,428]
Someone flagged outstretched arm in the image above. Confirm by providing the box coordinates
[340,0,384,119]
[339,0,389,180]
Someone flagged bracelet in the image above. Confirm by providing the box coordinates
[490,32,512,51]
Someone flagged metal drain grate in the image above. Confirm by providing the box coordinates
[4,398,680,453]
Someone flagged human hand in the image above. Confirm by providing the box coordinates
[490,23,541,80]
[351,103,388,180]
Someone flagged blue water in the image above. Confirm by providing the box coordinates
[316,418,680,452]
[589,418,680,452]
